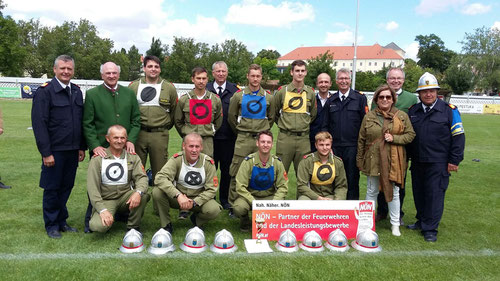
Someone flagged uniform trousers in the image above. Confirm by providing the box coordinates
[40,150,79,232]
[213,139,235,207]
[228,133,258,205]
[276,132,310,174]
[332,146,360,200]
[411,162,449,235]
[136,129,169,180]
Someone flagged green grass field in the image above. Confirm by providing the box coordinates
[0,99,499,281]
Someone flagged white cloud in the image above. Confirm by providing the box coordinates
[379,21,399,31]
[333,22,351,30]
[415,0,467,16]
[225,0,314,27]
[461,3,492,15]
[492,21,500,31]
[324,30,363,45]
[404,42,420,62]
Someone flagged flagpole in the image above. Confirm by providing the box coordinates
[352,0,359,90]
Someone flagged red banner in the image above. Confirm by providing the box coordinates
[189,99,212,125]
[251,200,375,240]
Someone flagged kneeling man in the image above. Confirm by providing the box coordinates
[297,132,347,200]
[233,130,288,231]
[153,133,221,233]
[88,125,149,233]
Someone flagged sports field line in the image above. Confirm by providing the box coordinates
[0,249,498,260]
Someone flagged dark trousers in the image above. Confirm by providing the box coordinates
[411,162,449,235]
[332,146,360,200]
[40,150,79,232]
[213,139,235,206]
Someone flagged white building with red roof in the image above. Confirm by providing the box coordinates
[277,43,405,73]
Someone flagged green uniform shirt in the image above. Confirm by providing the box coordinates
[154,152,218,206]
[128,78,178,129]
[297,151,348,200]
[371,89,418,113]
[227,87,275,134]
[274,82,317,132]
[235,152,288,205]
[83,84,141,150]
[87,148,148,213]
[174,90,222,137]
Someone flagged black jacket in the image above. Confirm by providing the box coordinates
[207,81,239,140]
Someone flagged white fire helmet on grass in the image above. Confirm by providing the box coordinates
[210,229,238,254]
[351,229,382,253]
[325,229,349,252]
[180,226,208,253]
[299,230,324,252]
[148,228,175,255]
[119,229,144,253]
[275,229,299,253]
[416,72,440,92]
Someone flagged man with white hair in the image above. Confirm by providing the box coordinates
[83,61,141,232]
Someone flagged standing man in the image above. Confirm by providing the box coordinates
[309,73,332,152]
[153,133,221,233]
[227,64,275,210]
[371,68,418,224]
[407,72,465,242]
[322,68,368,200]
[87,125,149,233]
[174,67,222,158]
[297,132,347,200]
[0,107,11,189]
[128,55,177,183]
[32,55,86,238]
[274,60,317,174]
[83,61,141,232]
[206,61,239,210]
[233,130,288,231]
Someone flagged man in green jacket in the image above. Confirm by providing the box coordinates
[227,64,275,210]
[128,55,178,182]
[233,130,288,231]
[274,60,317,174]
[174,67,222,158]
[153,133,221,233]
[297,132,347,200]
[87,125,149,233]
[83,61,141,232]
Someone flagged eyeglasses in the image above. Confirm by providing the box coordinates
[388,77,404,81]
[378,95,392,101]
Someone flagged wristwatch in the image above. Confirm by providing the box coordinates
[136,190,144,197]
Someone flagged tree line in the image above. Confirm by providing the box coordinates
[0,2,498,94]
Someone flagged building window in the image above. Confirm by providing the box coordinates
[391,62,394,66]
[343,63,345,66]
[375,62,377,66]
[369,62,371,66]
[334,62,337,66]
[360,62,363,66]
[350,63,352,66]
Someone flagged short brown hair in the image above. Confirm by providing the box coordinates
[248,64,262,74]
[143,55,161,67]
[291,60,306,71]
[257,130,273,141]
[373,84,397,105]
[191,67,207,78]
[315,131,332,143]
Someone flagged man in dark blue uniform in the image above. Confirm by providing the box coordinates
[32,55,86,239]
[322,68,367,200]
[206,61,239,210]
[309,73,331,152]
[407,72,465,242]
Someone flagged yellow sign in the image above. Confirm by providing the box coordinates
[483,104,500,115]
[311,161,335,185]
[283,91,307,113]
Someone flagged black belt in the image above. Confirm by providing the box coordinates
[238,132,258,138]
[141,126,167,132]
[279,128,308,136]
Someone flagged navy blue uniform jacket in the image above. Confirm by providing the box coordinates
[207,81,239,140]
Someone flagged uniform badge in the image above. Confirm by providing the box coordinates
[283,91,307,113]
[213,176,219,187]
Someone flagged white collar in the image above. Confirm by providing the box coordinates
[214,81,226,93]
[55,77,70,90]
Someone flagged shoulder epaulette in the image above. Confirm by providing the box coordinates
[206,156,215,165]
[409,104,416,109]
[357,90,364,95]
[173,152,182,158]
[72,83,80,88]
[40,82,49,88]
[244,155,254,161]
[266,90,271,95]
[273,155,282,162]
[128,81,134,86]
[236,89,242,93]
[277,86,282,91]
[236,85,241,90]
[303,153,313,159]
[449,104,457,109]
[311,87,315,92]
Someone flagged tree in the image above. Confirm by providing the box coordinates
[146,37,167,62]
[355,71,385,92]
[304,51,336,88]
[163,37,209,83]
[256,49,281,60]
[460,26,500,93]
[0,15,26,76]
[402,59,427,93]
[444,55,474,95]
[110,48,130,82]
[208,39,254,84]
[253,57,280,84]
[127,45,142,81]
[278,65,292,86]
[415,34,455,73]
[18,19,47,77]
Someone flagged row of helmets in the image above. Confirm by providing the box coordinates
[277,228,381,253]
[119,227,381,254]
[119,227,238,255]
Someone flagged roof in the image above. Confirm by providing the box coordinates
[384,42,405,53]
[279,44,403,61]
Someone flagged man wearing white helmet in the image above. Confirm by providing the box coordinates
[407,72,465,242]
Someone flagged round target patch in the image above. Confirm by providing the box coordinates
[140,86,157,102]
[184,171,203,186]
[288,96,304,110]
[192,103,209,120]
[105,162,125,182]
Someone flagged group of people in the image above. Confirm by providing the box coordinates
[31,54,464,243]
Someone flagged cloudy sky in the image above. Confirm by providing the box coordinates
[4,0,499,61]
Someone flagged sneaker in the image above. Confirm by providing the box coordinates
[391,225,401,236]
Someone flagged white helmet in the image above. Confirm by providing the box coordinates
[416,72,440,92]
[119,229,144,253]
[299,230,324,252]
[180,226,208,253]
[325,229,349,252]
[210,229,238,254]
[275,229,299,253]
[148,228,175,255]
[351,229,382,253]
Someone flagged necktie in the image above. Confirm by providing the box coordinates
[217,86,223,96]
[425,106,430,113]
[341,95,346,102]
[65,86,71,97]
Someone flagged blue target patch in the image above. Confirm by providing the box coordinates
[241,94,266,119]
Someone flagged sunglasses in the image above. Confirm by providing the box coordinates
[378,95,392,101]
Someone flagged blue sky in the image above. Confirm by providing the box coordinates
[4,0,499,60]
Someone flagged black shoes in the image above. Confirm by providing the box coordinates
[163,223,173,234]
[60,224,78,232]
[424,233,437,242]
[407,223,422,230]
[0,181,11,189]
[47,229,62,239]
[178,211,189,220]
